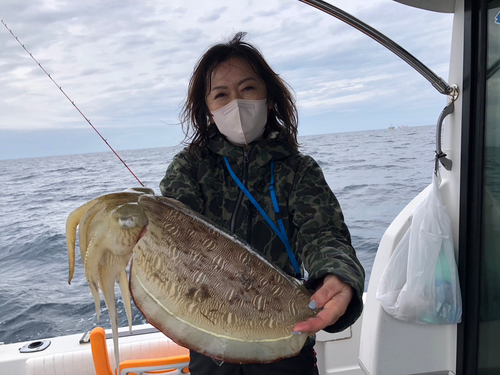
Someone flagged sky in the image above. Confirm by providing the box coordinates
[0,0,454,160]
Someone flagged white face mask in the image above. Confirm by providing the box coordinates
[211,98,268,146]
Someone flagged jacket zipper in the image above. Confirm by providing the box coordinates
[230,147,250,233]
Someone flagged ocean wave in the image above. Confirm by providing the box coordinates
[0,300,94,344]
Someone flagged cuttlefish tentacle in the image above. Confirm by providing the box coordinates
[118,269,133,333]
[84,236,105,320]
[98,260,122,374]
[66,199,101,284]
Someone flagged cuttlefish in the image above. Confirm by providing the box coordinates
[66,189,316,368]
[66,188,152,371]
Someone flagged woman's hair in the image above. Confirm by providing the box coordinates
[180,32,299,153]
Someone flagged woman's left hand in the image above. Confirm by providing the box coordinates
[293,274,353,335]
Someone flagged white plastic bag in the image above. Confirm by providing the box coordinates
[376,173,462,324]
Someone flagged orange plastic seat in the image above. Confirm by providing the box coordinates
[90,327,190,375]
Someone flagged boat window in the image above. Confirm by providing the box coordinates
[478,1,500,373]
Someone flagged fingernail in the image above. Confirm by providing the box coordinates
[309,300,318,310]
[292,331,302,335]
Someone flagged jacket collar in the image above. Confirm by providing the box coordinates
[207,128,295,167]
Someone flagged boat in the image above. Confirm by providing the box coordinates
[1,0,498,374]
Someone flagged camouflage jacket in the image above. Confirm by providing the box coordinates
[160,130,365,333]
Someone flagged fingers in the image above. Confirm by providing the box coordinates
[310,275,341,308]
[293,275,353,335]
[311,275,352,309]
[293,310,334,334]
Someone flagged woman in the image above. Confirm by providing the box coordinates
[160,32,365,375]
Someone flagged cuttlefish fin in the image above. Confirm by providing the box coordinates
[118,269,133,333]
[66,200,98,284]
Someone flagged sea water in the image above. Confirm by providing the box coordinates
[0,125,435,344]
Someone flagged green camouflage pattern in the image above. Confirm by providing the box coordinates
[160,130,365,333]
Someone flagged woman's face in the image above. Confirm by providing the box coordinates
[205,57,269,113]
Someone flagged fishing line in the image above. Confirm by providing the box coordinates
[1,20,145,187]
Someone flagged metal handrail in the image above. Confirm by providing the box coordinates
[435,101,454,172]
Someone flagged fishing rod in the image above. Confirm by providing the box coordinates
[298,0,459,99]
[1,20,145,187]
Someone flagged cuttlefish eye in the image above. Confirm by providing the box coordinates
[119,216,138,228]
[112,203,148,229]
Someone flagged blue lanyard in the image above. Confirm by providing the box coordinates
[223,157,301,278]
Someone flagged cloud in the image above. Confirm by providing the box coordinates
[0,0,453,159]
[198,7,229,24]
[297,72,398,110]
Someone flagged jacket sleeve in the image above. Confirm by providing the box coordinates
[289,155,365,333]
[159,148,205,213]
